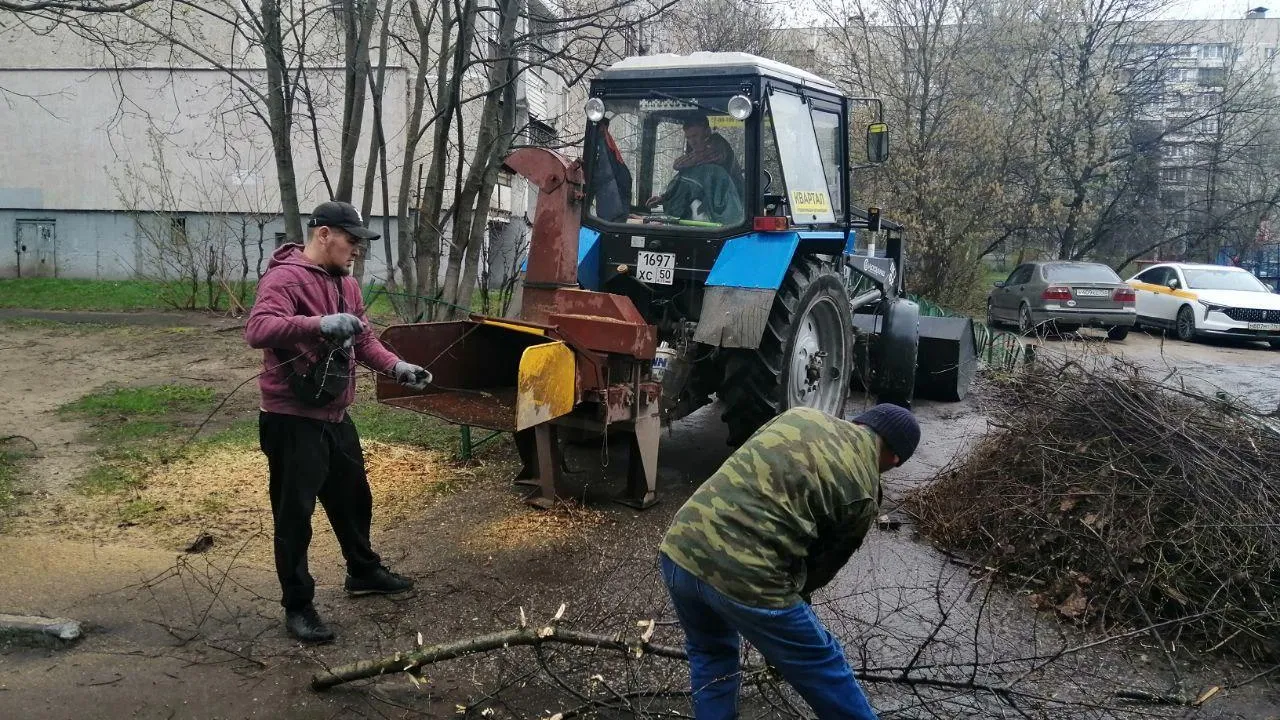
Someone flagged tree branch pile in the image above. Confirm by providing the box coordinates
[908,356,1280,661]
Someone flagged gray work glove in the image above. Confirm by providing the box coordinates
[393,361,432,391]
[319,313,364,342]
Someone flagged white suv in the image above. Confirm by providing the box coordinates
[1127,263,1280,348]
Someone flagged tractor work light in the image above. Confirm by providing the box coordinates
[585,97,606,122]
[727,95,753,120]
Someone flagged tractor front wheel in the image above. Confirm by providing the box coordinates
[720,256,853,445]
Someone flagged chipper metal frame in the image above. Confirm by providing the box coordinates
[376,148,663,509]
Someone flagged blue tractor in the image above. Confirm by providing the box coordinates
[566,51,973,444]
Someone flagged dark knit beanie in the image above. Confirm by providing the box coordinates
[850,403,921,465]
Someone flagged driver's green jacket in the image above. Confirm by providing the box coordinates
[659,407,882,608]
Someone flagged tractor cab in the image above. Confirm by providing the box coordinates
[582,52,880,237]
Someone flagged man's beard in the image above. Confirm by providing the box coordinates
[325,263,351,277]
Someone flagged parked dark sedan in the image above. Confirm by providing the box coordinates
[987,261,1137,339]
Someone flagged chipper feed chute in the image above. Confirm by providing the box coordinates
[375,319,576,434]
[376,147,662,510]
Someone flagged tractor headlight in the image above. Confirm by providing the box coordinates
[727,94,753,120]
[584,97,606,123]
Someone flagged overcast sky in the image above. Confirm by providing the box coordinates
[1161,0,1266,19]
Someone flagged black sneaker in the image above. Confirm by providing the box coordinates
[285,605,335,643]
[344,566,414,596]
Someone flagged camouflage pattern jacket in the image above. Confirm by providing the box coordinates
[659,407,881,608]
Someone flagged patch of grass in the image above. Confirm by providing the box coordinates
[0,450,22,514]
[348,401,459,453]
[0,278,257,313]
[62,384,215,417]
[96,420,176,444]
[200,416,259,448]
[197,492,230,515]
[0,278,167,312]
[118,498,162,524]
[73,464,141,496]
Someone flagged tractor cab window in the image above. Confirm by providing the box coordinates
[767,88,837,226]
[587,97,747,229]
[811,109,844,218]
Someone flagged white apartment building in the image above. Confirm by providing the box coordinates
[0,1,578,287]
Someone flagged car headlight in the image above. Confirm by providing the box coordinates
[1197,299,1228,314]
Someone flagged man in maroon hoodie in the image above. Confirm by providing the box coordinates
[245,201,430,643]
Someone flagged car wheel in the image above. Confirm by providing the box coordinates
[1175,305,1197,342]
[1107,326,1130,341]
[1018,304,1036,336]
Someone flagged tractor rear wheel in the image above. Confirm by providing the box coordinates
[720,256,853,445]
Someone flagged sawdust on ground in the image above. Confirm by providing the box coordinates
[10,440,461,562]
[461,499,612,554]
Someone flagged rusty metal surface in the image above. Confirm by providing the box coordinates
[384,389,519,432]
[550,313,657,360]
[505,148,585,292]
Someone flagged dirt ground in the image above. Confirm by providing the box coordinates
[1,313,1278,719]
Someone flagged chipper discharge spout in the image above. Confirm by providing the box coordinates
[376,147,662,510]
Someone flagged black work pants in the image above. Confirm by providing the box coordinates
[259,411,381,612]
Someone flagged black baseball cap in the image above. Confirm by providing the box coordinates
[307,201,380,240]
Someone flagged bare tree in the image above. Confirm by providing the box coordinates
[656,0,779,55]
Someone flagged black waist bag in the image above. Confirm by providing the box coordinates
[277,345,351,408]
[275,276,353,408]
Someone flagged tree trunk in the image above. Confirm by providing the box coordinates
[393,1,436,321]
[415,0,474,319]
[336,0,378,203]
[262,0,302,245]
[441,0,519,317]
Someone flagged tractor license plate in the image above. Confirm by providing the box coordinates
[1248,322,1280,331]
[636,251,675,285]
[1074,288,1110,297]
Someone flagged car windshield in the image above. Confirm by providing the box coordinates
[1182,268,1269,292]
[1043,263,1120,283]
[587,96,747,230]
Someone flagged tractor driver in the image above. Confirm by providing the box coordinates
[645,113,744,224]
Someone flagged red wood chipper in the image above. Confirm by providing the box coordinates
[375,148,662,509]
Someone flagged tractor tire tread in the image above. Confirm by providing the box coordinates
[720,256,850,446]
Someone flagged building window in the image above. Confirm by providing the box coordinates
[170,217,187,245]
[1162,167,1190,183]
[1199,67,1226,86]
[1201,44,1227,59]
[528,3,560,64]
[528,118,556,148]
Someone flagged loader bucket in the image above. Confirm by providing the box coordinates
[375,319,576,432]
[915,316,978,402]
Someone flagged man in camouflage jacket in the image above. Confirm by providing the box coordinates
[659,404,921,720]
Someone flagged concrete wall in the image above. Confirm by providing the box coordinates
[0,209,400,281]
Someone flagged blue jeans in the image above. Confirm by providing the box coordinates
[660,553,878,720]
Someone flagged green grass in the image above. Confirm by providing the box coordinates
[0,278,181,312]
[200,416,258,448]
[118,498,162,524]
[348,401,460,452]
[72,464,141,496]
[0,450,21,514]
[61,384,215,417]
